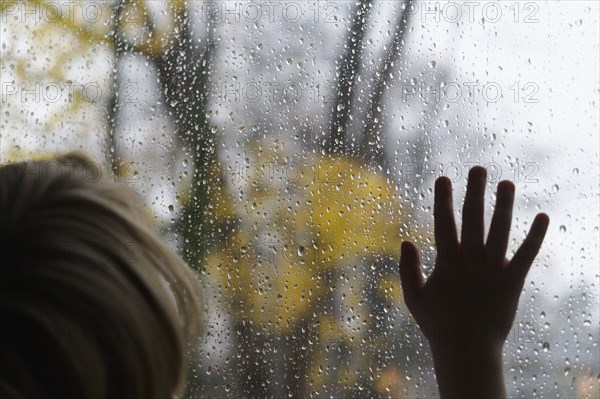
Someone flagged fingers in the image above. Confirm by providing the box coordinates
[507,213,550,288]
[399,241,424,308]
[460,166,487,266]
[434,176,459,267]
[485,180,515,267]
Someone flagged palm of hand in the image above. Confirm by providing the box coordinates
[400,166,549,347]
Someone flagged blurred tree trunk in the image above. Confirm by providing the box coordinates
[327,0,374,156]
[105,0,127,175]
[360,0,414,171]
[145,6,220,397]
[147,8,278,398]
[151,13,217,273]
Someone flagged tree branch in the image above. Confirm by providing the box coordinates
[360,0,414,170]
[326,0,374,155]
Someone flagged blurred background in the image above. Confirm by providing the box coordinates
[1,0,598,397]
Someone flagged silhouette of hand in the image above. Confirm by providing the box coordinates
[399,166,549,347]
[398,166,549,398]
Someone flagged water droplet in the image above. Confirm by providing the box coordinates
[572,168,579,175]
[552,184,559,193]
[337,103,345,111]
[542,342,550,352]
[298,246,305,256]
[428,60,437,68]
[559,225,566,233]
[168,205,174,213]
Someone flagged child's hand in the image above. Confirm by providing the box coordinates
[399,166,549,398]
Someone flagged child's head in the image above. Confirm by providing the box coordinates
[0,151,203,399]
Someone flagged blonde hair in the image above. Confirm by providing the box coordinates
[0,151,203,399]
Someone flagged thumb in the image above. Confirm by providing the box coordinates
[399,241,424,307]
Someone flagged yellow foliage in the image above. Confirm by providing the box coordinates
[203,140,409,333]
[306,338,334,388]
[317,315,340,342]
[205,229,324,334]
[338,365,359,390]
[303,154,404,266]
[374,366,404,397]
[2,147,55,163]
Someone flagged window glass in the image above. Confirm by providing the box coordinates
[1,1,598,397]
